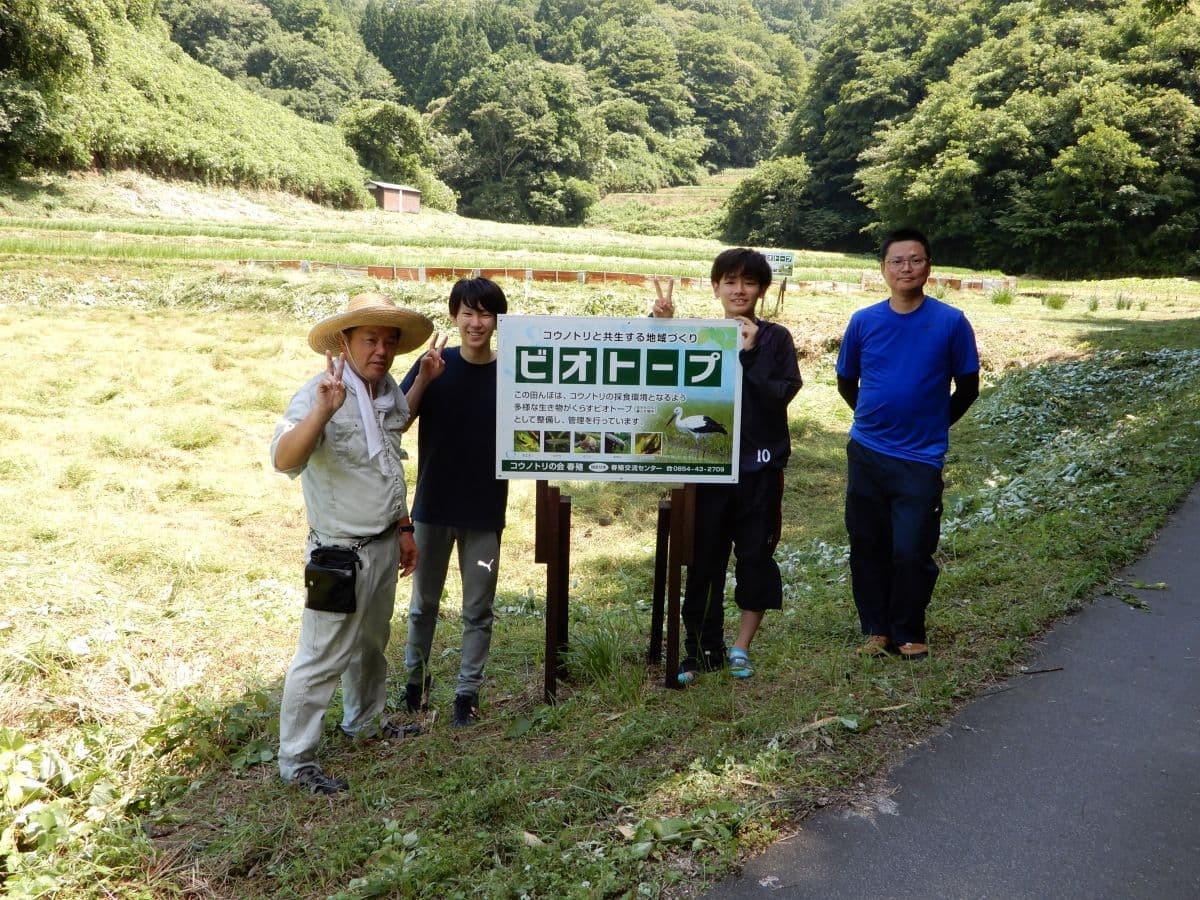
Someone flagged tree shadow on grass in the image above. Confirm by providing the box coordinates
[0,174,68,206]
[1062,315,1200,353]
[143,417,858,888]
[145,318,1200,895]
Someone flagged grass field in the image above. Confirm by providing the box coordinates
[2,172,1200,898]
[585,170,749,239]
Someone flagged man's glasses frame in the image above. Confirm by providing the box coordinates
[884,256,930,270]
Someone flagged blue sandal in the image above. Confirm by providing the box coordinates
[728,648,754,679]
[677,659,701,686]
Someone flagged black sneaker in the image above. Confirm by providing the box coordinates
[405,674,432,713]
[291,765,348,795]
[452,693,478,727]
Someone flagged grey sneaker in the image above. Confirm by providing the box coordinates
[291,765,348,795]
[339,719,422,741]
[381,720,422,740]
[452,693,478,727]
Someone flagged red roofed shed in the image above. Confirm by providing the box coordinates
[366,181,421,213]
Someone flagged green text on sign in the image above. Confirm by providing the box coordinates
[515,347,724,388]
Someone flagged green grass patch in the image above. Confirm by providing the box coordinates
[2,205,1200,896]
[161,421,222,451]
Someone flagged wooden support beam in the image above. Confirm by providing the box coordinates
[543,485,562,703]
[555,493,571,680]
[647,498,671,665]
[664,487,685,690]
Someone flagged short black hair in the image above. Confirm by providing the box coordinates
[880,228,931,260]
[710,248,772,289]
[449,277,508,317]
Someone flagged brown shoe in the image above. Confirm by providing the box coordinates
[896,642,928,660]
[856,635,891,656]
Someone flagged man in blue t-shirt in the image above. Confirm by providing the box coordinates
[400,278,509,726]
[835,228,980,660]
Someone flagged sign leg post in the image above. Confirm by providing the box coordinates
[539,482,572,703]
[534,480,549,564]
[648,498,671,665]
[543,485,560,703]
[663,485,697,691]
[556,492,571,679]
[664,488,684,689]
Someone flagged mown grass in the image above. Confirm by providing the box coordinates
[0,170,914,285]
[2,188,1200,898]
[586,169,749,241]
[0,231,879,285]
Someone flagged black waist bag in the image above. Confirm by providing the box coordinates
[305,546,360,613]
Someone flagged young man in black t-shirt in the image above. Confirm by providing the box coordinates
[654,249,803,683]
[400,278,509,726]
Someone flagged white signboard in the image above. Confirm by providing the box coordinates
[761,250,794,277]
[496,315,741,483]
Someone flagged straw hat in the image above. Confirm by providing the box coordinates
[307,292,434,355]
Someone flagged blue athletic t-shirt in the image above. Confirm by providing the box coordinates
[400,347,508,531]
[836,296,979,468]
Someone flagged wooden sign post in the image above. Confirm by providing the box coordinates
[535,480,572,703]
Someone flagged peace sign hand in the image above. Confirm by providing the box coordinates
[652,277,675,318]
[418,332,449,381]
[316,351,347,417]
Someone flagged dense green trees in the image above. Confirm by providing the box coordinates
[359,0,807,224]
[7,0,815,220]
[0,0,123,172]
[731,0,1200,275]
[722,156,823,245]
[160,0,395,123]
[336,99,456,210]
[430,51,603,223]
[1,0,370,203]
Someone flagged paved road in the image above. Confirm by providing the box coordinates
[713,485,1200,900]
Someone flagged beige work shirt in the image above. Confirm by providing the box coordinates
[271,372,410,539]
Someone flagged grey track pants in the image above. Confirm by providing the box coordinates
[404,523,501,697]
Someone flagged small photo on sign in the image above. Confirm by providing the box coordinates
[603,432,630,454]
[573,432,600,453]
[634,432,662,455]
[513,430,541,453]
[544,431,571,453]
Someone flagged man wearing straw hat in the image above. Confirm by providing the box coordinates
[271,292,433,795]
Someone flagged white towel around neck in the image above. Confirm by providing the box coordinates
[339,364,395,465]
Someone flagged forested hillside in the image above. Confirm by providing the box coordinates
[5,0,1198,275]
[0,0,369,205]
[727,0,1200,276]
[4,0,837,224]
[351,0,815,222]
[159,0,395,123]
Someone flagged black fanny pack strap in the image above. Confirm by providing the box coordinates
[352,521,398,552]
[310,521,399,553]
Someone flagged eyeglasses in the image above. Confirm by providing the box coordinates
[885,256,930,270]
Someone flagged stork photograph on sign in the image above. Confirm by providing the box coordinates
[666,405,729,456]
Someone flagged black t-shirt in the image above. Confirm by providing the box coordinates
[400,347,508,531]
[738,320,803,472]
